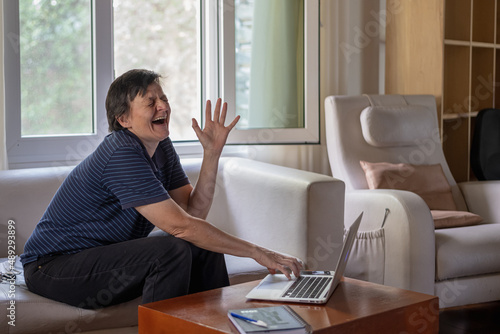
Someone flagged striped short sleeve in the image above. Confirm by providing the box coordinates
[156,138,190,191]
[103,146,170,209]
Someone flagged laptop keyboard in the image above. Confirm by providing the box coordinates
[282,276,333,299]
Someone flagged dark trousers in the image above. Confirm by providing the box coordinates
[23,232,230,309]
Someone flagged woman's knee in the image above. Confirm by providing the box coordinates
[148,235,193,266]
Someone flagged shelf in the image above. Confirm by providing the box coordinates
[444,39,470,46]
[471,41,497,48]
[497,0,500,44]
[443,44,469,114]
[471,47,495,111]
[496,51,500,106]
[473,0,496,44]
[444,40,499,48]
[443,118,470,182]
[444,0,471,41]
[442,111,479,120]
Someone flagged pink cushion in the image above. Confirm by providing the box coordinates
[360,161,485,229]
[360,161,457,210]
[431,210,484,229]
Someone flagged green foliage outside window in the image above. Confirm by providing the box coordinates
[20,0,93,136]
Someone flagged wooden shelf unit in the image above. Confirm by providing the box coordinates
[385,0,500,182]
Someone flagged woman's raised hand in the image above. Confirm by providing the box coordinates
[192,98,240,156]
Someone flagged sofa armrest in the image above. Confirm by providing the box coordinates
[345,189,435,295]
[459,181,500,223]
[189,157,346,271]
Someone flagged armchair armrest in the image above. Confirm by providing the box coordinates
[345,189,435,295]
[184,157,346,271]
[459,181,500,223]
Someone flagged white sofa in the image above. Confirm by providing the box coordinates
[325,94,500,308]
[0,157,345,334]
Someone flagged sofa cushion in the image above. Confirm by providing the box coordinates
[360,161,457,211]
[225,255,268,285]
[0,282,140,334]
[435,224,500,281]
[431,210,484,229]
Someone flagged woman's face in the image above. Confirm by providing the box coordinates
[117,83,171,154]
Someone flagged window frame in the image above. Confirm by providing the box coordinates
[3,0,112,169]
[219,0,320,145]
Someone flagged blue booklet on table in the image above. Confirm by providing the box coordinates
[228,305,311,333]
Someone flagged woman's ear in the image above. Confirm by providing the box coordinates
[116,114,129,128]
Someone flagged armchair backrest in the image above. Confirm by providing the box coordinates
[325,94,467,211]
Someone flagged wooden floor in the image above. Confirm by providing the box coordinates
[439,300,500,333]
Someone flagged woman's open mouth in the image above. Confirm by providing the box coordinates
[152,116,166,125]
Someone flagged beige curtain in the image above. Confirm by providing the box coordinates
[247,0,304,128]
[0,1,7,170]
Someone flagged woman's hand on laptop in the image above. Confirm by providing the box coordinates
[253,246,303,280]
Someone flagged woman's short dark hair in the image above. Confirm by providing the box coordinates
[105,69,162,132]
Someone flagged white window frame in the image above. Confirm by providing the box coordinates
[219,0,320,144]
[4,0,113,169]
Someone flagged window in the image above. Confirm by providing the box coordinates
[113,0,200,142]
[4,0,112,168]
[19,0,93,137]
[4,0,319,168]
[219,0,319,144]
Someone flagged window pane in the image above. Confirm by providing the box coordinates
[19,0,93,136]
[113,0,200,141]
[235,0,304,129]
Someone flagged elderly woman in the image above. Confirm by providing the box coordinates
[21,69,301,309]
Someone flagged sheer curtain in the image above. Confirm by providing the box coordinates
[247,0,304,128]
[0,1,7,170]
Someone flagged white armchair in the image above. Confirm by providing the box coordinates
[325,94,500,308]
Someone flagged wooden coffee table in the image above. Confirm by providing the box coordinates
[139,277,439,333]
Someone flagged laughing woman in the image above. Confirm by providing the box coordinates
[20,69,302,309]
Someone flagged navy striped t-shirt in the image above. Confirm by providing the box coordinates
[20,129,190,265]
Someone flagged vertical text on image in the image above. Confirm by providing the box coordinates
[7,219,16,327]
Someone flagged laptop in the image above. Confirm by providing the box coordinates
[245,212,363,304]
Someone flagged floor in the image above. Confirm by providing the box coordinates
[439,300,500,333]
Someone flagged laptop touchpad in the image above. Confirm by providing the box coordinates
[255,274,293,290]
